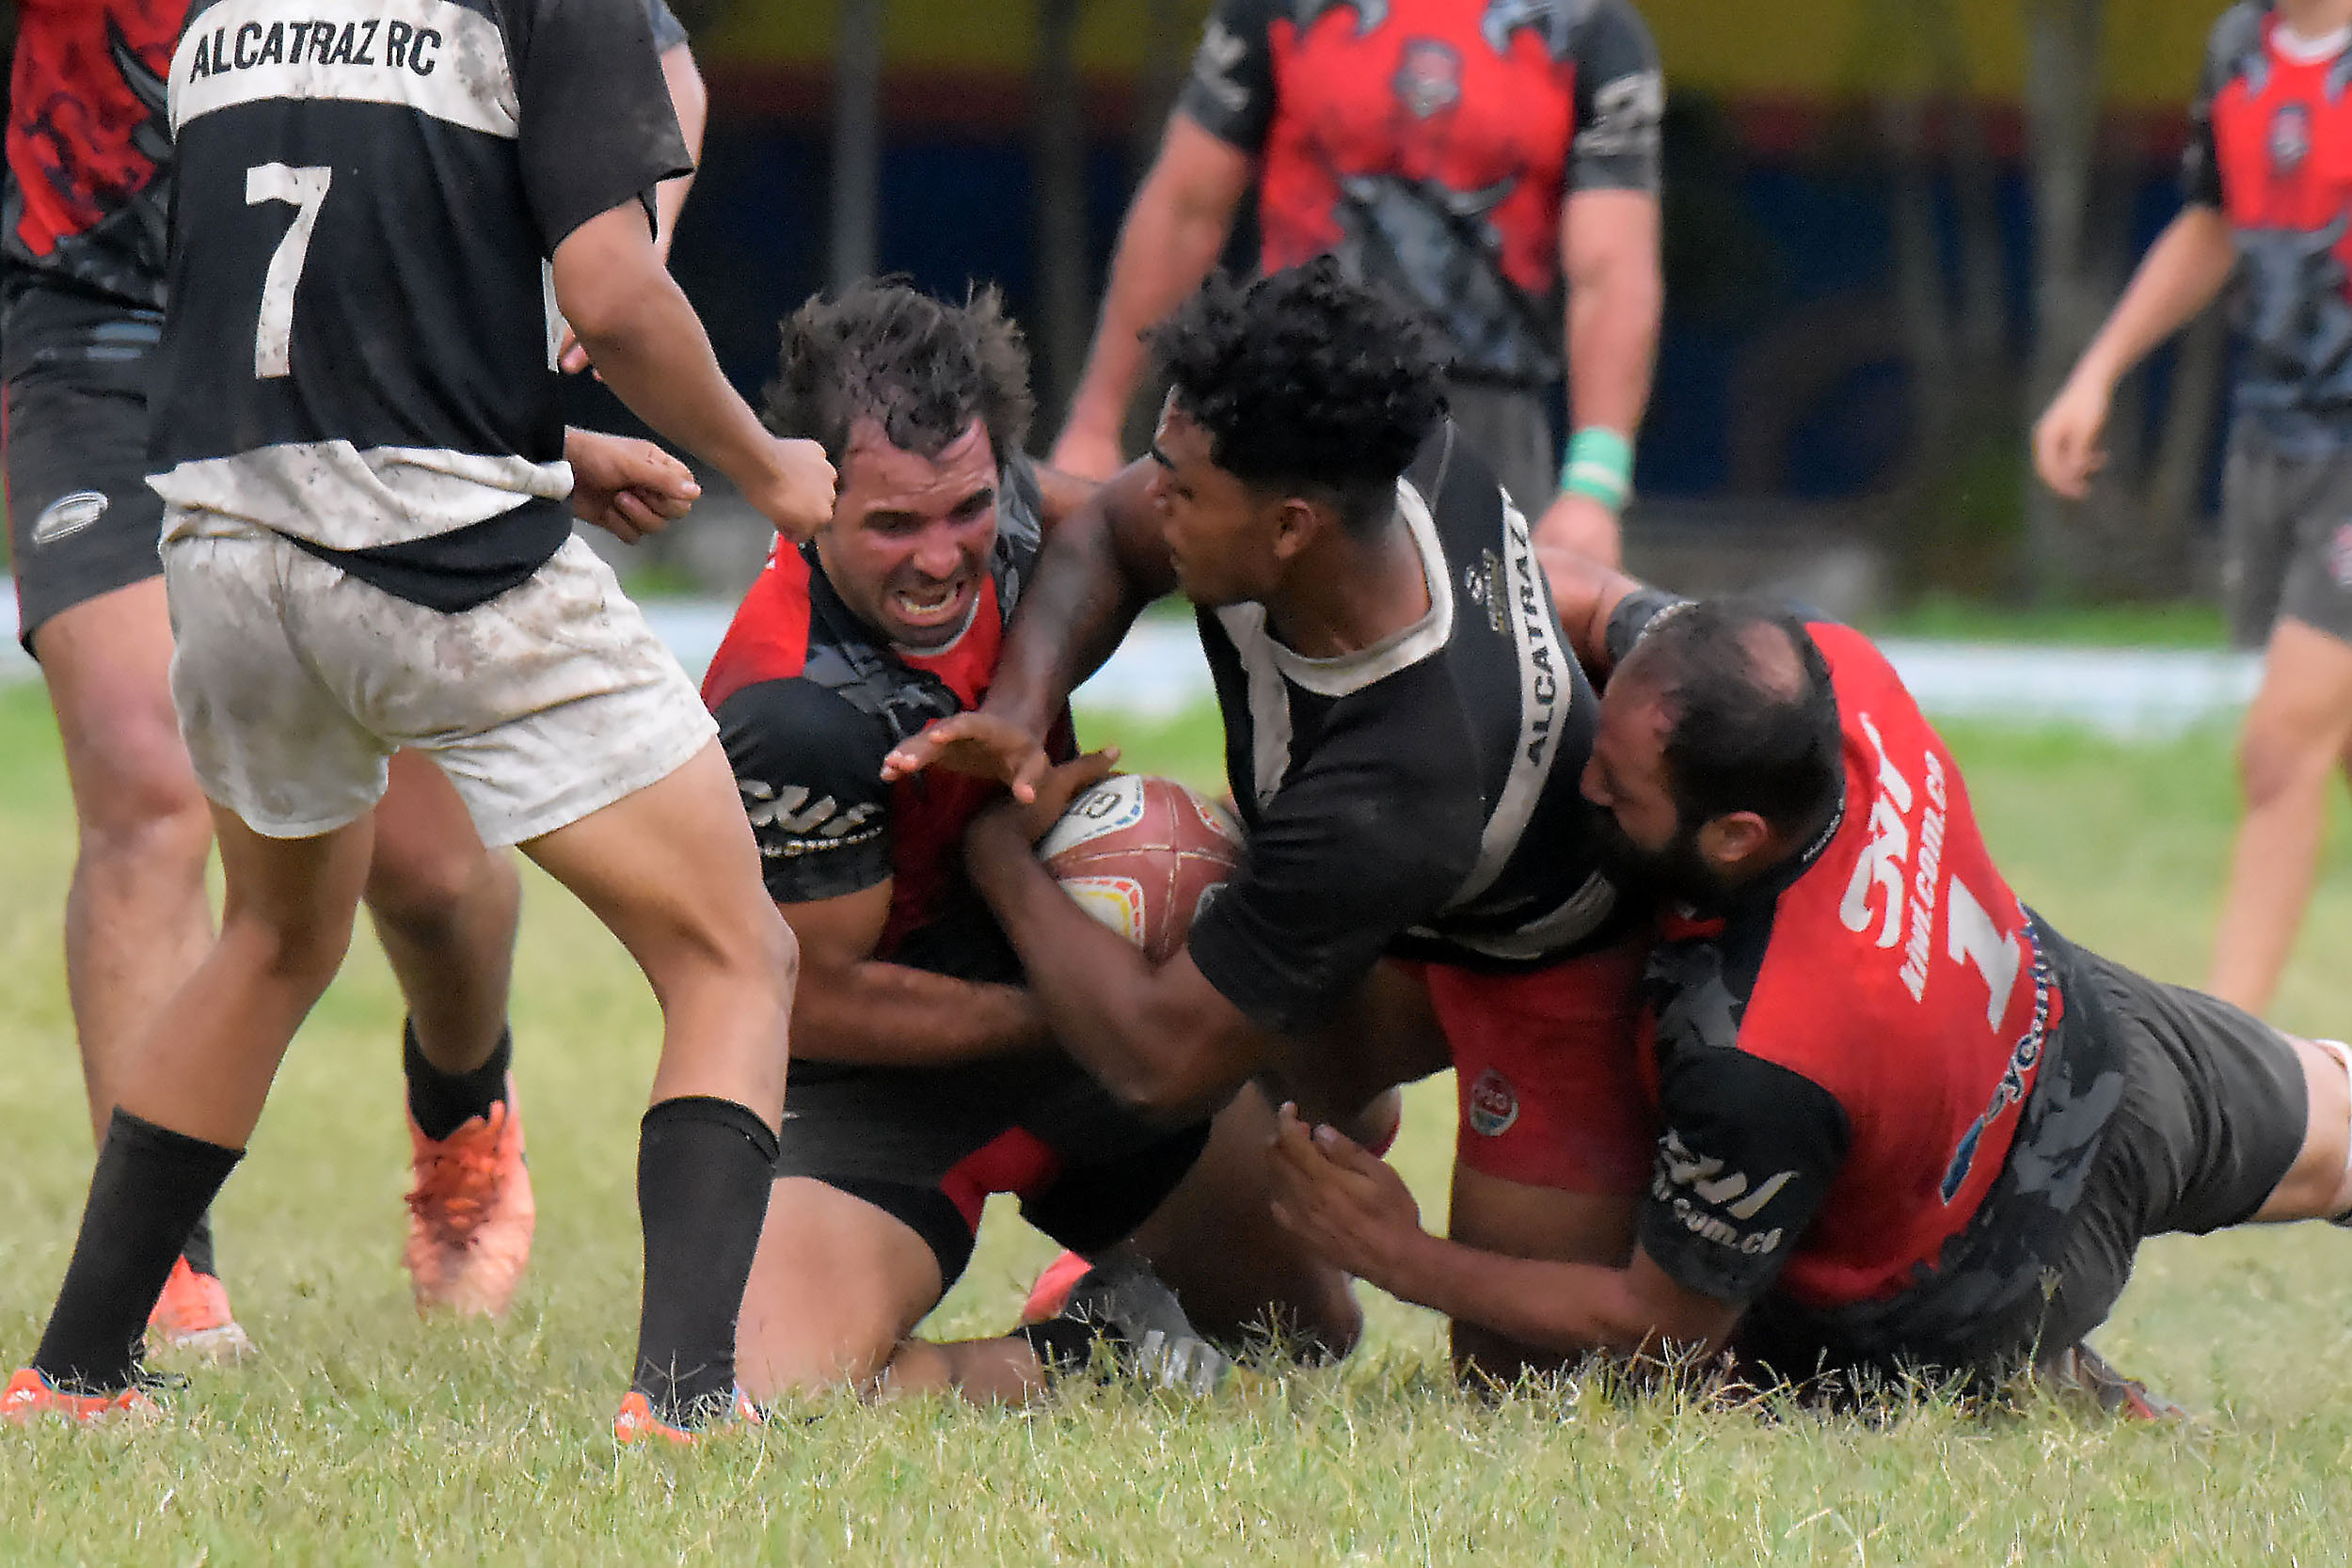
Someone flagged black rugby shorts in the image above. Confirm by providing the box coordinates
[775,1053,1214,1289]
[2219,428,2352,649]
[2017,950,2307,1361]
[3,289,167,655]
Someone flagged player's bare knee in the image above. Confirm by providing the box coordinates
[669,899,798,1022]
[69,736,212,880]
[364,837,516,945]
[220,900,357,994]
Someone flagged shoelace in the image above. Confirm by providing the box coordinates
[406,1112,509,1242]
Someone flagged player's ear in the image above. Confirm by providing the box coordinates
[1269,495,1322,562]
[1697,811,1773,874]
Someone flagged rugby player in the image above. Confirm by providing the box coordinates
[2,0,705,1338]
[3,0,834,1438]
[1052,0,1663,564]
[705,279,1356,1402]
[2037,0,2352,1018]
[1265,585,2352,1407]
[888,261,1656,1375]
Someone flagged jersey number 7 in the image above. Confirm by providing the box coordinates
[246,164,333,379]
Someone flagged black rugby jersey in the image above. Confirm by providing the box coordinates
[1187,422,1630,1036]
[145,0,691,610]
[702,456,1072,985]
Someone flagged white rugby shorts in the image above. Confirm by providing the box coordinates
[161,515,716,846]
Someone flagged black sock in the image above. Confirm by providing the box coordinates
[630,1097,778,1423]
[402,1021,513,1141]
[34,1110,242,1393]
[180,1208,218,1279]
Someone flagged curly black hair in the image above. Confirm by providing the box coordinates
[1147,258,1448,534]
[764,277,1033,467]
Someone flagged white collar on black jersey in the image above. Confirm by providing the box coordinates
[1222,477,1454,699]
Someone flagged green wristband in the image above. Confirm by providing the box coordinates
[1561,426,1633,512]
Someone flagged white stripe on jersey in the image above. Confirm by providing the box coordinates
[1215,477,1455,806]
[150,442,572,548]
[172,0,519,141]
[1438,488,1572,913]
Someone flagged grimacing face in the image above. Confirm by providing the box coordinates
[819,417,1000,650]
[1146,397,1288,609]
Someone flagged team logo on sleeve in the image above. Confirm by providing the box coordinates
[1466,1068,1519,1136]
[1652,1129,1793,1255]
[30,491,110,547]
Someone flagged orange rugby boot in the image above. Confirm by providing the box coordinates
[1020,1249,1094,1324]
[612,1387,764,1446]
[147,1256,255,1363]
[404,1080,534,1317]
[1,1367,157,1427]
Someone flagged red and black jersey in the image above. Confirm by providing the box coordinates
[4,0,180,309]
[2185,3,2352,449]
[1178,0,1661,387]
[702,455,1073,983]
[1630,622,2125,1366]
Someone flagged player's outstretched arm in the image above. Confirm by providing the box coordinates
[552,202,836,540]
[1051,116,1254,480]
[1265,1106,1741,1359]
[963,776,1272,1122]
[2033,204,2235,500]
[884,461,1178,796]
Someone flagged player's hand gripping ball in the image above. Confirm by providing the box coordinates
[1036,776,1243,962]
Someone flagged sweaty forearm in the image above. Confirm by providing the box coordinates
[791,959,1050,1068]
[2071,206,2237,390]
[1564,235,1661,441]
[564,277,773,495]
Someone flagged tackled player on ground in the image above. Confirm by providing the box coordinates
[703,279,1358,1403]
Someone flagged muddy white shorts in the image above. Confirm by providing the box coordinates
[162,517,716,846]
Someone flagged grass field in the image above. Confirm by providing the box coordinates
[1,677,2350,1564]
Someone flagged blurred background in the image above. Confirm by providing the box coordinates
[596,0,2228,619]
[0,0,2232,618]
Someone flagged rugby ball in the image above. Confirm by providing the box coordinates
[1037,775,1243,962]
